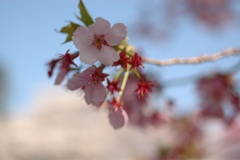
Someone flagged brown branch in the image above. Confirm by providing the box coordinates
[142,48,240,66]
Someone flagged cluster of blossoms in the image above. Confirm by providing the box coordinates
[45,1,240,159]
[196,73,240,125]
[47,16,161,129]
[185,0,234,27]
[134,0,237,41]
[47,1,240,131]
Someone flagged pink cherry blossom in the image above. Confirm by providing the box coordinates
[72,17,127,65]
[67,66,108,106]
[47,50,78,85]
[113,49,131,70]
[135,81,154,100]
[109,108,128,130]
[108,98,128,129]
[197,74,240,124]
[130,52,143,70]
[55,51,78,85]
[106,79,121,94]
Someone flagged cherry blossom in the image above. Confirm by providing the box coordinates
[106,79,121,94]
[197,74,240,124]
[108,98,128,129]
[72,17,127,65]
[130,53,143,70]
[135,81,154,100]
[67,66,108,106]
[113,49,131,70]
[46,0,240,138]
[119,72,163,127]
[47,50,78,85]
[186,0,234,27]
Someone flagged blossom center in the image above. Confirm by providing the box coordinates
[90,69,108,84]
[92,35,107,50]
[136,82,153,100]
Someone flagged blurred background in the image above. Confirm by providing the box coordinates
[0,0,240,159]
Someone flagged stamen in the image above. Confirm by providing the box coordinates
[92,35,106,50]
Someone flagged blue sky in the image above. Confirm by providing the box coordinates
[0,0,239,114]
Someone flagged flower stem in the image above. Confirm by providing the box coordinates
[114,68,124,81]
[116,65,130,102]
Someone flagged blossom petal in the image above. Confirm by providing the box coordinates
[92,83,106,106]
[84,85,91,105]
[67,66,95,90]
[72,26,94,49]
[84,83,106,106]
[54,68,67,85]
[108,107,128,129]
[98,45,120,65]
[89,17,111,35]
[105,23,127,46]
[80,46,99,64]
[47,59,60,77]
[67,74,83,90]
[80,66,96,77]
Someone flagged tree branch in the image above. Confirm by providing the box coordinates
[142,48,240,66]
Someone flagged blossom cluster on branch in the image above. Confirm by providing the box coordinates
[47,0,240,131]
[134,0,238,41]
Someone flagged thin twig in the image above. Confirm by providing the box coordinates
[142,48,240,66]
